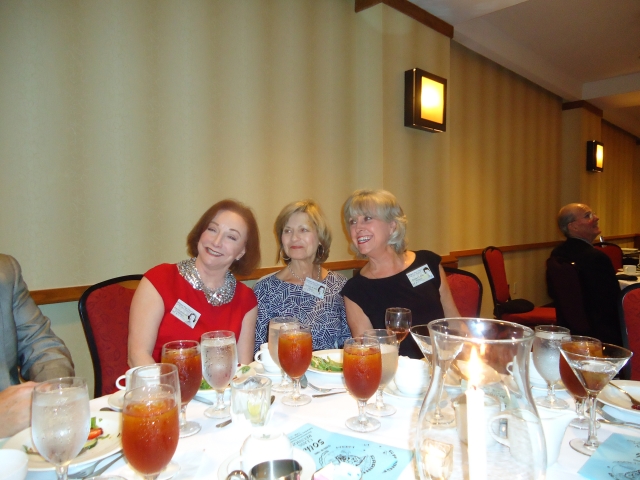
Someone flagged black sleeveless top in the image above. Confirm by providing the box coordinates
[341,250,444,358]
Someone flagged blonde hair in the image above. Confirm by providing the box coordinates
[274,199,332,264]
[342,189,407,256]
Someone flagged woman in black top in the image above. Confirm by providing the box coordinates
[341,189,459,358]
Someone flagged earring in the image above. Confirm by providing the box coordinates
[281,247,291,262]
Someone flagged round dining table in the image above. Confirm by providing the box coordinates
[10,368,640,480]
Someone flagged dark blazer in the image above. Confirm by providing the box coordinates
[0,254,74,391]
[550,238,622,346]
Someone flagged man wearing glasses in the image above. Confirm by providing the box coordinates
[549,203,622,346]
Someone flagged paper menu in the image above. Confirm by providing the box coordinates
[578,433,640,480]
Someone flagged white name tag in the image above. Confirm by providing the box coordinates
[303,277,326,299]
[170,299,201,329]
[406,264,434,287]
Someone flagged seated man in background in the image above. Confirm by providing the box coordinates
[549,203,622,346]
[0,254,75,437]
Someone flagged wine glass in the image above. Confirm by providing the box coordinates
[559,335,602,429]
[130,363,180,391]
[278,322,313,406]
[363,329,399,417]
[161,340,202,437]
[343,336,382,432]
[532,325,570,409]
[268,317,299,392]
[122,384,180,480]
[31,377,90,480]
[385,307,412,343]
[201,330,238,419]
[560,342,632,455]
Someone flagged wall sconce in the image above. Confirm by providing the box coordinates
[586,140,604,172]
[404,68,447,133]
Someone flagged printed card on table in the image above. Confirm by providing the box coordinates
[288,423,413,479]
[578,433,640,480]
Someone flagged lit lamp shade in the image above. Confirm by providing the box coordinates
[586,140,604,172]
[404,68,447,133]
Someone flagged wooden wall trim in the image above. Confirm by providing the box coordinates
[562,100,603,117]
[354,0,454,39]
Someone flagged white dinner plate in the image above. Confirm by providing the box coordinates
[617,269,640,277]
[250,361,283,379]
[217,448,316,480]
[384,382,426,400]
[199,365,256,399]
[621,248,639,254]
[308,349,343,376]
[598,380,640,417]
[108,389,125,411]
[2,411,122,472]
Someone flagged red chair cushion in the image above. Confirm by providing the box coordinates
[622,288,640,380]
[502,307,556,327]
[85,283,136,396]
[485,249,510,303]
[446,273,481,317]
[594,244,623,271]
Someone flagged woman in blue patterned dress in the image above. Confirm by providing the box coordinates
[254,200,350,353]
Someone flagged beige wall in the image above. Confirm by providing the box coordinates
[1,1,639,391]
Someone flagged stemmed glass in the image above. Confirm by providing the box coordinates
[269,317,299,392]
[532,325,570,409]
[31,377,90,480]
[161,340,202,437]
[130,363,180,393]
[363,329,399,417]
[278,322,313,406]
[343,337,382,432]
[385,307,412,343]
[122,384,180,480]
[560,342,632,455]
[559,335,602,429]
[201,330,238,419]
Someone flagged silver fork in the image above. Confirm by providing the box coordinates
[307,381,344,393]
[68,452,123,479]
[596,405,640,430]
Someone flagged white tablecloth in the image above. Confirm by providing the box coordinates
[18,371,640,480]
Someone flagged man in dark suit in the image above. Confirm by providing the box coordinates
[549,203,622,346]
[0,254,75,437]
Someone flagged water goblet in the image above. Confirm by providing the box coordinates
[121,384,180,480]
[343,336,382,432]
[385,307,412,343]
[559,335,602,429]
[560,342,632,456]
[268,317,299,392]
[201,330,238,419]
[31,377,90,480]
[363,329,399,417]
[161,339,202,437]
[532,325,570,409]
[278,322,313,406]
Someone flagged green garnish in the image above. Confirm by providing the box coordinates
[200,379,212,390]
[311,356,343,372]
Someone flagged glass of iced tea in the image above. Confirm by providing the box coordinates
[363,329,399,417]
[122,384,180,480]
[278,322,312,406]
[343,336,382,432]
[559,335,602,429]
[161,340,202,437]
[560,342,632,456]
[201,330,238,419]
[385,307,412,344]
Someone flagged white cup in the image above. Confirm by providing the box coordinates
[489,410,544,464]
[394,356,430,396]
[254,344,280,373]
[453,393,501,447]
[115,367,140,390]
[239,430,294,474]
[624,264,636,274]
[537,407,576,466]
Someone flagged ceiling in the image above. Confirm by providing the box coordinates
[409,0,640,138]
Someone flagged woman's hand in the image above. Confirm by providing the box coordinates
[237,306,258,364]
[128,277,165,367]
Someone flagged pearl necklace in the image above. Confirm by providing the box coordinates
[287,263,321,283]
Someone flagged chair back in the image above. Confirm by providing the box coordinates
[78,275,143,397]
[444,267,483,317]
[482,246,511,310]
[619,283,640,380]
[546,256,590,334]
[593,242,623,271]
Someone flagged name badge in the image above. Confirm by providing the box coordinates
[406,264,434,287]
[170,299,201,328]
[303,277,326,299]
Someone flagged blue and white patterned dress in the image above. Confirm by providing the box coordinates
[254,271,350,353]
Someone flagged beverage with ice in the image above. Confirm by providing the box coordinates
[343,337,382,432]
[532,325,570,409]
[201,330,237,419]
[363,329,398,417]
[268,317,299,392]
[278,322,312,406]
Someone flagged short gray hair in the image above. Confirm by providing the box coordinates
[557,203,581,237]
[342,189,407,256]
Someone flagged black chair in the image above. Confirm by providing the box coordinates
[78,275,143,397]
[593,242,624,271]
[443,267,483,317]
[546,256,590,334]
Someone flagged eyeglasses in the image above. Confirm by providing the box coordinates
[570,211,596,223]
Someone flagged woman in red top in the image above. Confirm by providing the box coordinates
[128,199,261,366]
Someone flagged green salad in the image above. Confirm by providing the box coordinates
[310,356,343,372]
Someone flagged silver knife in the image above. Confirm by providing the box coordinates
[312,391,346,398]
[194,395,214,405]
